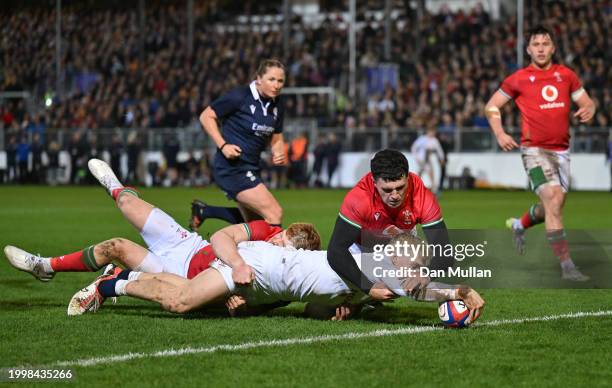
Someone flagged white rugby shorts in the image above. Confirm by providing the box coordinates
[140,208,208,277]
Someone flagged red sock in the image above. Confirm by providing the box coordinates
[520,204,543,230]
[519,212,533,229]
[111,187,139,202]
[50,245,98,272]
[547,230,570,262]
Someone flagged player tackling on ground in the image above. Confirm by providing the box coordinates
[3,159,320,306]
[484,25,596,281]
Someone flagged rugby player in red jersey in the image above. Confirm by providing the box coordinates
[484,25,595,281]
[3,159,320,298]
[326,149,455,301]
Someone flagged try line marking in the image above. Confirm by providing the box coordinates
[18,310,612,368]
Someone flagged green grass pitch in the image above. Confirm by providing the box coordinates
[0,186,611,387]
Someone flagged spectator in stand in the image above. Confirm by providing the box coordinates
[16,135,30,184]
[108,134,124,181]
[325,133,341,188]
[288,132,309,188]
[30,133,45,184]
[5,135,18,183]
[311,134,327,187]
[162,133,180,186]
[46,141,61,186]
[126,131,141,185]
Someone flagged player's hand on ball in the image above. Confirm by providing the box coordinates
[232,263,255,286]
[369,282,397,301]
[457,286,485,323]
[226,295,247,317]
[495,132,518,151]
[222,144,242,159]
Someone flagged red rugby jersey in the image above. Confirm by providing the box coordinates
[499,64,583,150]
[338,172,442,237]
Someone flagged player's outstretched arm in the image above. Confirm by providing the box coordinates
[210,224,255,286]
[327,217,394,301]
[573,91,596,123]
[485,91,517,151]
[226,295,290,317]
[422,220,454,272]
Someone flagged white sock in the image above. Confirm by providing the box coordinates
[128,271,142,281]
[560,259,576,270]
[513,219,524,231]
[115,279,130,296]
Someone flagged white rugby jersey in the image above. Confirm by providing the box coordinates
[233,241,352,305]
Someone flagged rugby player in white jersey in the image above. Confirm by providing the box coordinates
[68,230,485,322]
[3,159,320,314]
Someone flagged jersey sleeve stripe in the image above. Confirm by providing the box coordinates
[571,87,585,102]
[242,223,252,240]
[338,212,362,229]
[421,218,444,228]
[498,88,512,100]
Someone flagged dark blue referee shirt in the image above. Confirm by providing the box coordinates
[210,81,284,171]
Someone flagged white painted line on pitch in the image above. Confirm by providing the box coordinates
[19,310,612,369]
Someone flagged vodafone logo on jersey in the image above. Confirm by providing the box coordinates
[539,85,565,110]
[541,85,558,102]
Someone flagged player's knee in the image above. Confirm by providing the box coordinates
[172,289,198,314]
[116,193,135,209]
[95,238,127,261]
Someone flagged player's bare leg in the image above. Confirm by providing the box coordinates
[4,237,153,281]
[539,184,589,281]
[104,268,229,314]
[235,183,283,225]
[88,158,155,231]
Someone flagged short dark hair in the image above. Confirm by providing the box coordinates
[370,149,409,181]
[527,25,555,45]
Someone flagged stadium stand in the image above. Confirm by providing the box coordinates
[0,0,610,184]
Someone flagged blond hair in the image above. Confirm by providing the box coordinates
[286,223,321,250]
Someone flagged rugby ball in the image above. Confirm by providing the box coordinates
[438,300,471,328]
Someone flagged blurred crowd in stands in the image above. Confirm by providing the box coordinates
[1,0,610,186]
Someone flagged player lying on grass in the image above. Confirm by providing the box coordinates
[3,159,320,306]
[68,230,485,323]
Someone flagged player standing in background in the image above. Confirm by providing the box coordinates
[190,59,287,231]
[326,149,454,301]
[410,126,446,194]
[484,26,596,281]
